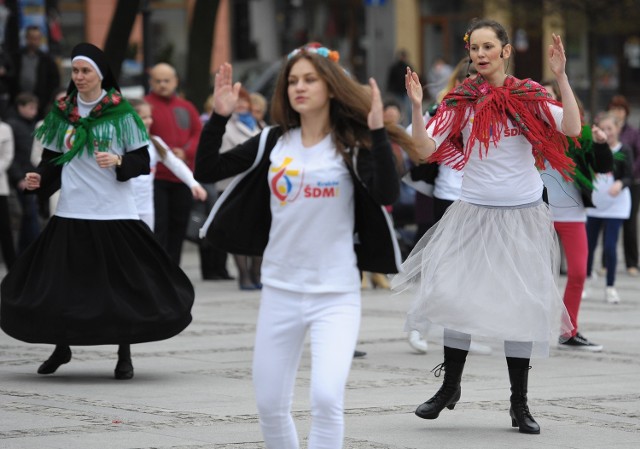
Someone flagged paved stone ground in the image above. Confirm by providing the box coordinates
[1,241,639,449]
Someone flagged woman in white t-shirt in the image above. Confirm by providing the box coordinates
[195,43,415,449]
[0,43,194,380]
[585,112,634,303]
[395,20,581,435]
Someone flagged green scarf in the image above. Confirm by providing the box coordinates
[34,88,148,164]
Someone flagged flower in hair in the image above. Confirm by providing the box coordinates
[288,45,340,63]
[463,32,470,50]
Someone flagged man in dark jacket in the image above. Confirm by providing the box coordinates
[10,26,60,120]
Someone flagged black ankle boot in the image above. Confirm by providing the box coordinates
[508,365,540,434]
[37,345,72,375]
[415,358,466,419]
[115,344,134,380]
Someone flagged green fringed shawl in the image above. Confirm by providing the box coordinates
[34,88,148,164]
[568,124,595,192]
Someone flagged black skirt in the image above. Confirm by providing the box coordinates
[0,217,194,345]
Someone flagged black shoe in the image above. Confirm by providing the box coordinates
[508,365,540,434]
[37,346,72,375]
[415,360,465,420]
[114,358,134,380]
[558,332,603,352]
[203,273,235,281]
[353,350,367,358]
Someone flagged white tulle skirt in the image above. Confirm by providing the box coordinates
[392,199,573,358]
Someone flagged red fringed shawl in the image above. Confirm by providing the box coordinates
[426,75,578,181]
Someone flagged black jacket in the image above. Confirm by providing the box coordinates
[195,113,403,273]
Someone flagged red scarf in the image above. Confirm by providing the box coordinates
[426,75,577,180]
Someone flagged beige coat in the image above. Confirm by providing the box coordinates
[216,115,261,191]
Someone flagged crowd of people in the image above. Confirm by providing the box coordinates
[0,17,639,449]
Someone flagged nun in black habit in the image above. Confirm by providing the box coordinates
[0,43,195,379]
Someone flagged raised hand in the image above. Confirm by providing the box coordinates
[213,62,241,117]
[548,33,567,77]
[405,67,423,108]
[367,77,383,130]
[591,124,607,144]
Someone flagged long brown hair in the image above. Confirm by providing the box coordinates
[270,50,416,160]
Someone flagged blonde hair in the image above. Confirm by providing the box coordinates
[437,57,477,102]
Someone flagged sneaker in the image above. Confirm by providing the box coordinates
[469,341,492,355]
[558,332,603,352]
[627,267,639,277]
[605,286,620,304]
[408,330,428,353]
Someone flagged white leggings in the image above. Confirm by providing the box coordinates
[252,285,361,449]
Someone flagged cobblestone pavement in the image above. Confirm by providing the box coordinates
[1,242,639,448]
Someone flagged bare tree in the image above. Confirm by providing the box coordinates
[103,0,141,82]
[185,0,219,112]
[544,0,640,116]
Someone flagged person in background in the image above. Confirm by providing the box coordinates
[9,25,60,120]
[250,92,268,129]
[386,49,414,125]
[7,93,40,253]
[607,95,640,276]
[585,112,634,304]
[0,115,15,271]
[426,56,453,103]
[145,63,202,264]
[129,98,207,230]
[540,79,612,351]
[396,20,580,434]
[218,87,263,290]
[360,99,406,291]
[194,42,414,448]
[0,46,14,119]
[0,43,194,380]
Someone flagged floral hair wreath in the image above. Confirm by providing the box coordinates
[463,31,470,50]
[287,44,340,63]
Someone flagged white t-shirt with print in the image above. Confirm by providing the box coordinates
[261,128,360,293]
[428,104,564,206]
[45,92,149,220]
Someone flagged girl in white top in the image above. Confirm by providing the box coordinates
[394,19,581,435]
[129,99,206,230]
[586,112,634,303]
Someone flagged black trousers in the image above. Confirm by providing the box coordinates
[153,180,193,264]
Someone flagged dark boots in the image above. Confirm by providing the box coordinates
[115,344,134,380]
[415,347,467,419]
[507,358,540,434]
[37,345,72,374]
